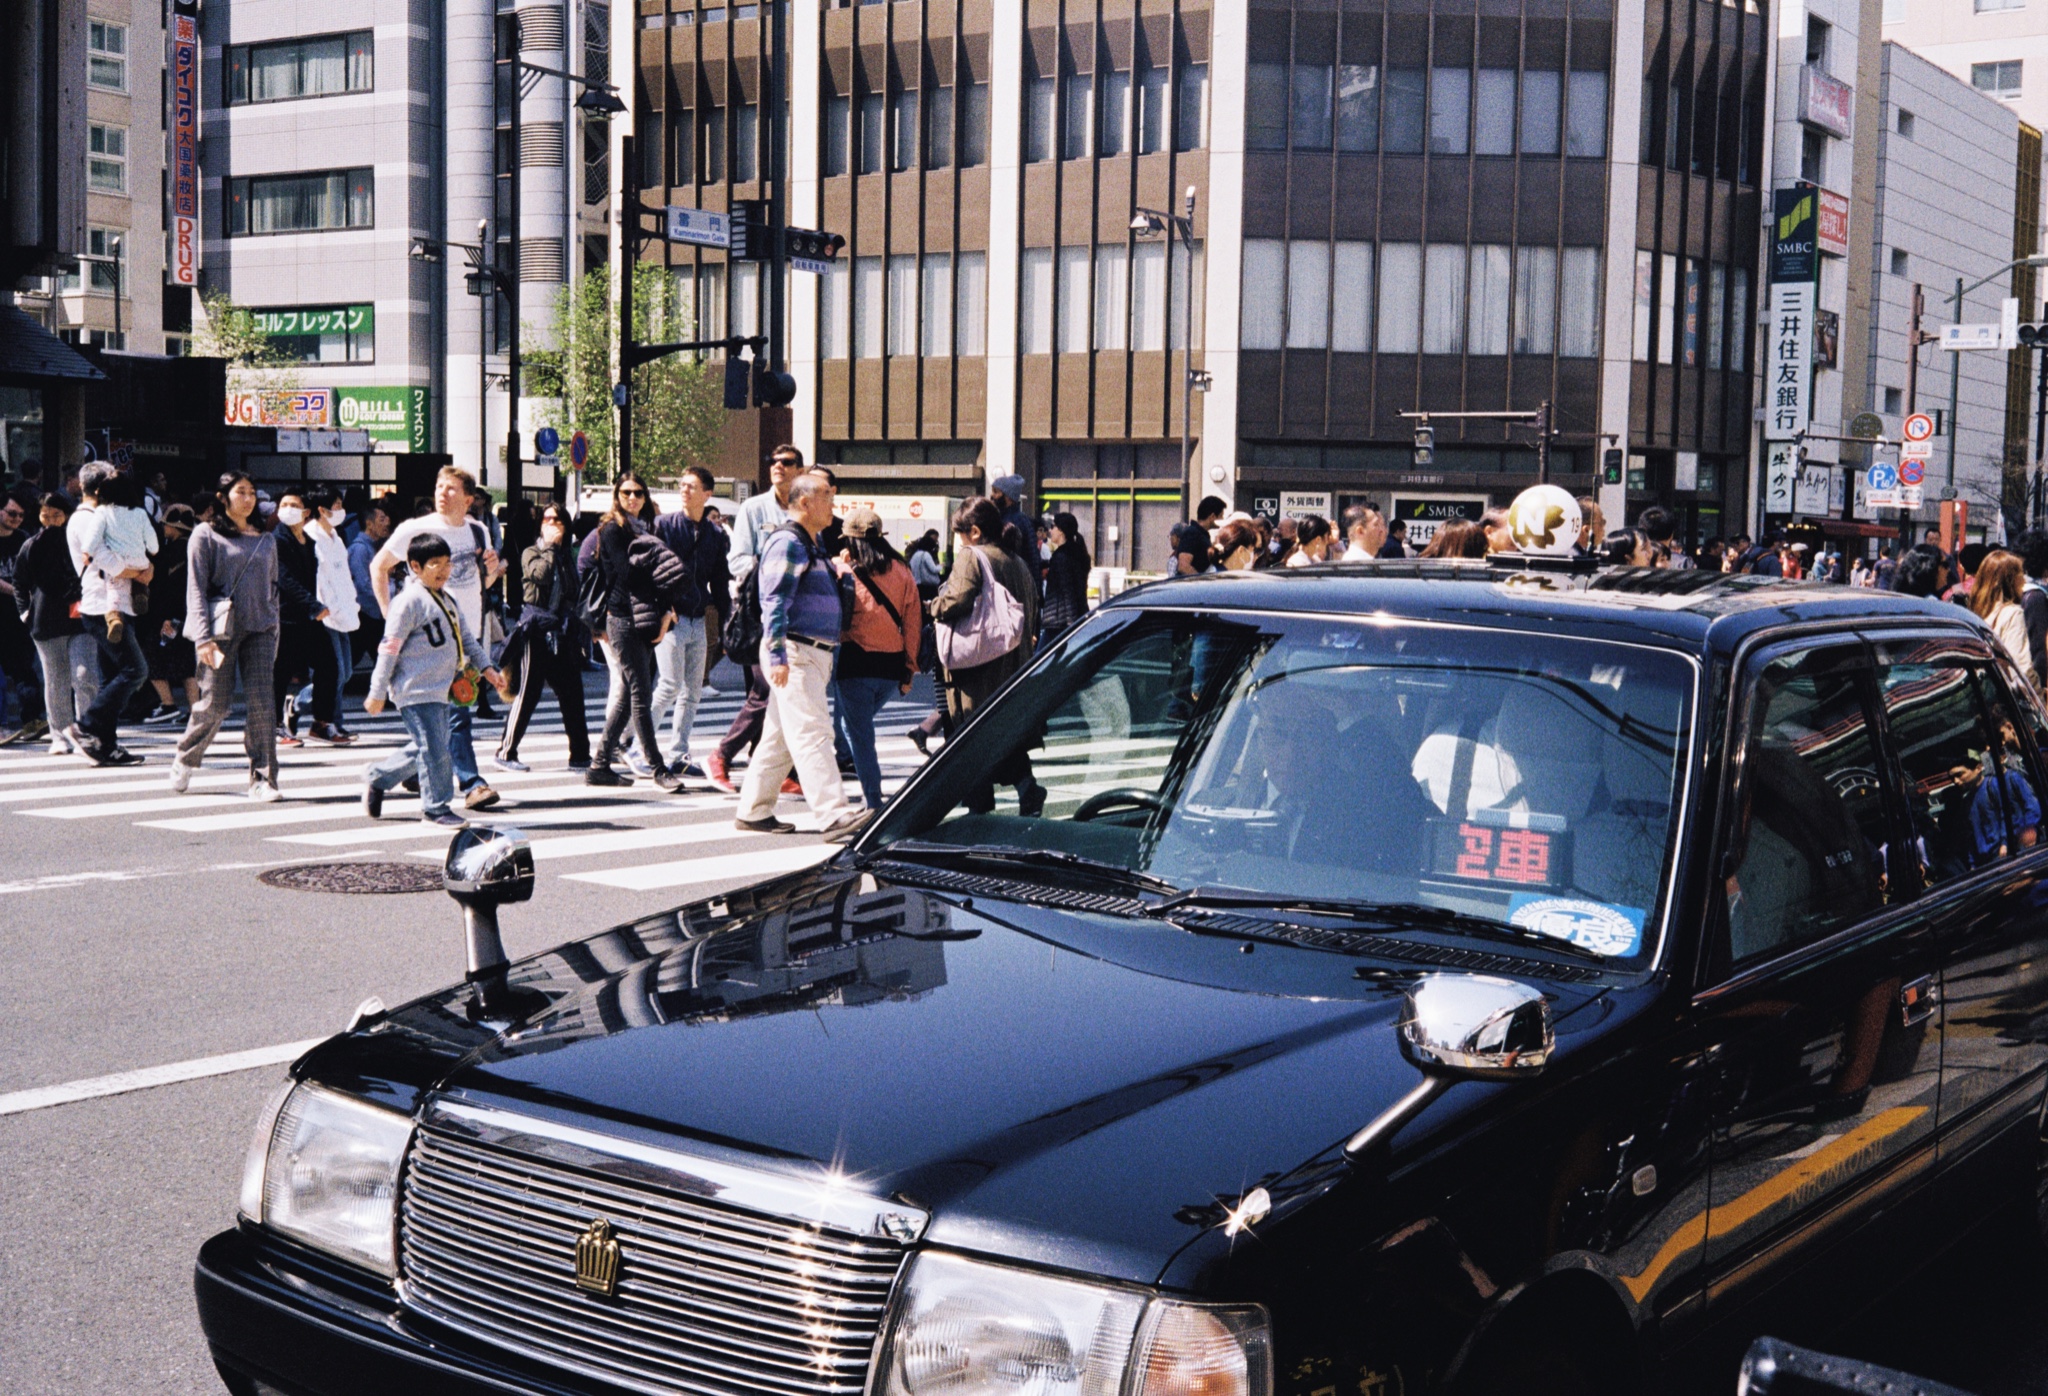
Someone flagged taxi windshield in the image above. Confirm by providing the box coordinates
[865,611,1694,965]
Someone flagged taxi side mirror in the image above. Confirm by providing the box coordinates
[444,825,534,982]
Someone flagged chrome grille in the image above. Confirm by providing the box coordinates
[400,1123,909,1396]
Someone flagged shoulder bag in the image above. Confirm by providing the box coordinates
[935,547,1025,672]
[208,532,272,643]
[430,589,485,707]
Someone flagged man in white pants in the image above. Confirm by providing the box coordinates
[733,473,869,843]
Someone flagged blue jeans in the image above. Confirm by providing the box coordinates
[80,612,148,748]
[449,700,483,790]
[832,675,899,809]
[367,702,456,817]
[649,614,707,764]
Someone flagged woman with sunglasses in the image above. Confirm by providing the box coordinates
[494,503,593,771]
[585,475,684,790]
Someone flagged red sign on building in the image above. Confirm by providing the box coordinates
[1817,186,1850,257]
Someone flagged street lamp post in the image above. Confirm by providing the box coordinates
[1943,253,2048,503]
[412,226,511,490]
[1132,187,1203,516]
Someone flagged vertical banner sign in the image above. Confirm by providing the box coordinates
[1765,187,1819,444]
[169,1,201,287]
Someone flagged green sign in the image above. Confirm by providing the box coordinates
[255,304,373,338]
[335,385,432,453]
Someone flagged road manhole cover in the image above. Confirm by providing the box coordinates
[259,861,444,895]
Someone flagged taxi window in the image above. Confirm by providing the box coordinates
[1721,646,1892,967]
[1875,640,2043,884]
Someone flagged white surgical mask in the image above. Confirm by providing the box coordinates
[276,505,305,527]
[326,507,347,528]
[1039,543,1052,561]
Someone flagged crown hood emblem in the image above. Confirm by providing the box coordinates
[575,1217,621,1297]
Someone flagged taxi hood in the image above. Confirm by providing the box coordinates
[324,871,1602,1286]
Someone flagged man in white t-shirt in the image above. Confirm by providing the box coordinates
[371,466,507,809]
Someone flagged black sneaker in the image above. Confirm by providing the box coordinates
[142,703,182,725]
[282,692,301,737]
[584,765,633,787]
[100,745,145,767]
[735,815,796,834]
[362,783,384,819]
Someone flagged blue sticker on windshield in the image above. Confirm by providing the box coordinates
[1506,895,1645,958]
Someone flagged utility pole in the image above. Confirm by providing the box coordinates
[1132,188,1204,517]
[1536,400,1552,483]
[505,14,523,505]
[617,132,638,476]
[1945,274,1963,502]
[767,0,786,385]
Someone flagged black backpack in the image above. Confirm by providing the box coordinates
[577,550,609,633]
[722,563,763,664]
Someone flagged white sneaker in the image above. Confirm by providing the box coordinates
[167,763,193,793]
[48,737,67,756]
[248,778,281,803]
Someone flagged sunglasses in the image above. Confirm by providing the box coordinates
[618,488,646,498]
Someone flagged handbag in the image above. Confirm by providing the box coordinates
[208,533,272,643]
[935,548,1026,672]
[430,590,484,707]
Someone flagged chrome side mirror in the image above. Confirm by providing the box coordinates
[1345,973,1552,1160]
[1399,972,1552,1077]
[444,826,534,981]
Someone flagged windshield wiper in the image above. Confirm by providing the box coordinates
[1152,887,1609,963]
[871,841,1181,896]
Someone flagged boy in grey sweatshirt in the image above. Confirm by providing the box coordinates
[362,533,502,825]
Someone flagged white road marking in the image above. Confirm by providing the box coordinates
[265,797,734,846]
[0,1038,326,1117]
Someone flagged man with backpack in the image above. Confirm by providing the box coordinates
[709,444,806,793]
[733,471,867,842]
[370,466,508,810]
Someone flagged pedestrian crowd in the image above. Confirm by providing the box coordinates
[0,451,1080,845]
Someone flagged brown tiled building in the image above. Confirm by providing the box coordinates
[631,0,1768,568]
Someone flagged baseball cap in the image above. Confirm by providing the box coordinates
[845,506,883,538]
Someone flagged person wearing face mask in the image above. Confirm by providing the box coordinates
[495,503,593,771]
[302,488,360,743]
[271,491,344,746]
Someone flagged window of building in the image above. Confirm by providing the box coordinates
[1727,264,1749,370]
[228,168,374,235]
[859,93,884,173]
[885,254,918,355]
[1707,261,1727,369]
[1020,247,1053,353]
[921,256,953,356]
[1691,71,1717,175]
[1384,67,1426,153]
[87,21,126,91]
[1566,71,1608,157]
[1138,66,1169,153]
[1657,251,1677,362]
[1633,249,1654,361]
[1027,75,1056,161]
[891,91,918,172]
[640,122,664,189]
[925,85,954,168]
[955,252,987,355]
[961,82,989,166]
[1379,243,1422,352]
[1885,386,1904,413]
[61,225,125,294]
[735,103,759,181]
[1977,0,2026,11]
[1891,247,1910,275]
[1333,242,1373,351]
[730,261,761,340]
[852,255,883,358]
[1094,245,1129,349]
[1429,68,1470,155]
[701,107,727,182]
[1801,127,1825,183]
[1806,16,1831,70]
[1337,64,1379,151]
[1897,107,1915,138]
[821,261,850,358]
[824,95,849,176]
[228,31,373,104]
[1286,241,1331,348]
[87,123,125,193]
[1293,63,1333,150]
[1247,62,1288,149]
[251,303,376,362]
[1176,62,1208,150]
[1100,68,1132,155]
[1468,244,1511,354]
[1475,69,1516,155]
[1063,71,1094,160]
[1057,245,1091,352]
[1561,247,1601,358]
[1717,68,1744,179]
[1241,240,1285,349]
[1666,80,1684,170]
[1170,239,1206,349]
[1973,60,2023,96]
[1521,69,1561,155]
[1132,241,1167,349]
[1423,244,1466,353]
[1515,246,1557,354]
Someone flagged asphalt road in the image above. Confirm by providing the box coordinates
[2,665,2047,1396]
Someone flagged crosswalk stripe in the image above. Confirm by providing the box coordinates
[564,844,838,891]
[269,797,735,847]
[443,817,810,864]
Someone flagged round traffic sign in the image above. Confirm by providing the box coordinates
[570,431,589,468]
[1849,412,1885,440]
[1903,412,1936,443]
[535,426,560,456]
[1899,458,1926,486]
[1868,462,1898,490]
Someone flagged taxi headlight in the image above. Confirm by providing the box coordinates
[238,1082,412,1277]
[880,1252,1270,1396]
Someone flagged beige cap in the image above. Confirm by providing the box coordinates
[845,506,883,538]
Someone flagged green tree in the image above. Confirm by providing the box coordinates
[525,263,726,486]
[187,292,303,398]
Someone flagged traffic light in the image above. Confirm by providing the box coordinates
[785,228,846,269]
[723,354,751,410]
[1412,422,1435,468]
[753,361,797,407]
[1602,448,1623,485]
[2021,323,2048,347]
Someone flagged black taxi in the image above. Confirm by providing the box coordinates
[195,543,2048,1396]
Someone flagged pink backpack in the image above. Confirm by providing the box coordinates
[935,547,1026,671]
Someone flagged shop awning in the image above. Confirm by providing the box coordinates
[0,303,106,386]
[1798,517,1899,540]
